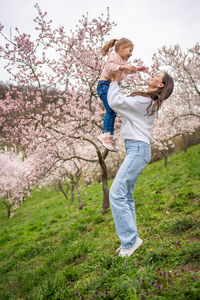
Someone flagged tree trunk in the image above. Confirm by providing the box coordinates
[75,177,83,210]
[3,201,11,218]
[58,182,68,199]
[97,150,109,214]
[161,151,168,167]
[101,166,109,214]
[183,138,187,153]
[70,183,75,202]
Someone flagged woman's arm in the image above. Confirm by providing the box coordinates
[107,72,150,119]
[107,82,140,118]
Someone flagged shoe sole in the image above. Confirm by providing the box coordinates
[97,137,117,152]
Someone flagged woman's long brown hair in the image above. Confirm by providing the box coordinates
[130,73,174,116]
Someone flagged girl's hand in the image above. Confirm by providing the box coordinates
[120,65,137,73]
[128,65,137,73]
[137,66,149,73]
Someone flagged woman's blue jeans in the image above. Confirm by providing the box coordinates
[109,140,151,248]
[97,80,117,135]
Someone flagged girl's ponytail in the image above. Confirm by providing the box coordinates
[101,39,118,56]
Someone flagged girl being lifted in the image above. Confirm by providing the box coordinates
[97,37,148,152]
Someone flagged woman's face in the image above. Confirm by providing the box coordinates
[148,73,165,89]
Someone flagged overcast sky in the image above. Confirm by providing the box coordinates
[0,0,199,82]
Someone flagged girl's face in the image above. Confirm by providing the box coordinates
[148,73,165,89]
[117,44,133,61]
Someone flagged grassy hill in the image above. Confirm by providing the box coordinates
[0,145,200,300]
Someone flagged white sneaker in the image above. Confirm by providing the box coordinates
[116,246,121,253]
[118,237,143,257]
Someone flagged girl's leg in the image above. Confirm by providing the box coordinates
[100,92,117,135]
[109,140,151,248]
[97,80,117,135]
[97,81,117,151]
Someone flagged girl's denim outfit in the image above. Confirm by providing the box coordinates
[109,139,151,249]
[97,80,117,135]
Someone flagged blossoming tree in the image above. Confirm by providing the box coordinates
[1,3,199,216]
[0,150,34,217]
[0,4,129,213]
[151,43,200,165]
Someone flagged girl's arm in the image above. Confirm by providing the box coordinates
[106,53,136,74]
[119,65,137,73]
[119,65,148,74]
[106,53,122,73]
[120,65,148,73]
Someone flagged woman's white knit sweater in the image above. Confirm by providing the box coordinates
[107,81,157,144]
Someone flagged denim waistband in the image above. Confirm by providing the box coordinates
[125,139,150,147]
[98,80,110,85]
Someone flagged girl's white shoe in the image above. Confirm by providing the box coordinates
[118,237,143,257]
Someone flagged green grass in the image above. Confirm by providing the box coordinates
[0,144,200,300]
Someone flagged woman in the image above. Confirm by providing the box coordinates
[107,72,174,257]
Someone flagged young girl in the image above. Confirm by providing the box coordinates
[97,37,148,152]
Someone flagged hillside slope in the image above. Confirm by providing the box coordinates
[0,145,200,299]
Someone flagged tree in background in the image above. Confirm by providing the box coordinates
[38,145,96,210]
[0,4,115,213]
[151,43,200,165]
[0,150,34,217]
[0,4,199,216]
[0,4,151,214]
[154,44,200,132]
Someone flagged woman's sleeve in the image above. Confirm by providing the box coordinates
[107,82,145,118]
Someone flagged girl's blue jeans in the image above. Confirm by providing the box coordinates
[109,139,151,248]
[97,80,117,135]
